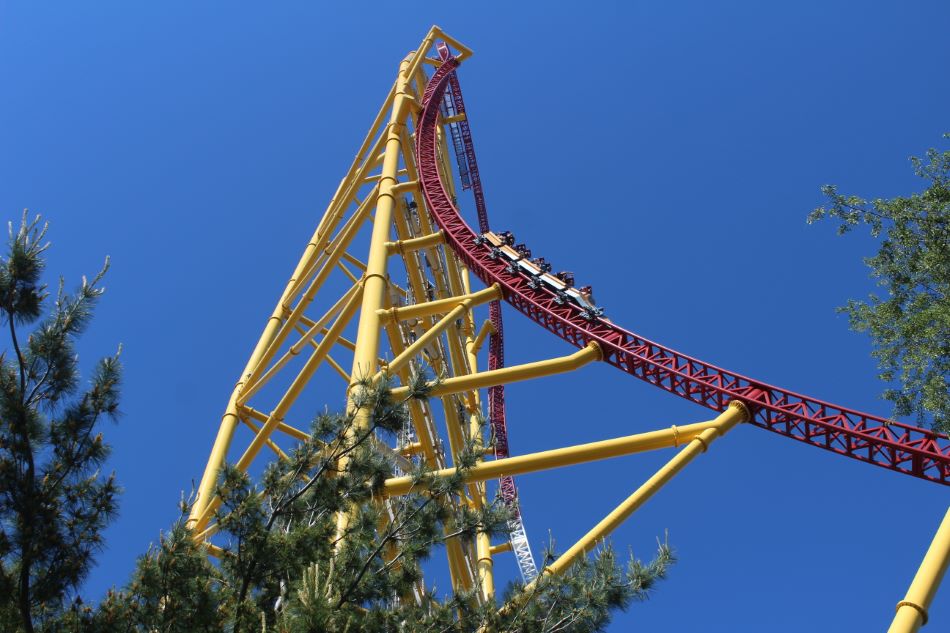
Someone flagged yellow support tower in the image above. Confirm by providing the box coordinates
[185,26,745,606]
[184,27,947,630]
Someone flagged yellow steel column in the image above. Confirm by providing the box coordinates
[888,507,950,633]
[189,79,396,529]
[346,52,415,417]
[462,268,494,602]
[383,202,477,592]
[334,46,428,553]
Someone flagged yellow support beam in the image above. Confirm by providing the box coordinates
[888,506,950,633]
[203,542,225,558]
[341,250,368,271]
[192,284,364,530]
[389,342,601,400]
[529,402,747,585]
[238,404,311,443]
[238,416,290,462]
[188,32,411,529]
[382,419,724,497]
[468,318,495,356]
[376,284,500,324]
[386,230,445,255]
[460,266,493,601]
[334,47,481,588]
[238,283,361,406]
[485,402,749,628]
[379,284,501,377]
[430,25,473,62]
[345,53,414,398]
[489,542,512,556]
[242,187,377,396]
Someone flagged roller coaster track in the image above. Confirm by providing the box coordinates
[185,30,949,629]
[416,52,950,487]
[436,41,538,582]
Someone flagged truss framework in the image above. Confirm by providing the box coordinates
[185,26,950,626]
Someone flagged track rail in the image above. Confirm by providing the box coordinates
[416,53,950,486]
[436,42,539,582]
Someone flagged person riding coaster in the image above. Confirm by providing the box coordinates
[479,231,606,320]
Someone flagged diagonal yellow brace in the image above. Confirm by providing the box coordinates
[468,318,495,356]
[888,506,950,633]
[243,188,377,393]
[192,284,364,531]
[238,404,311,443]
[381,419,725,497]
[491,401,749,623]
[378,284,501,377]
[390,342,601,400]
[376,284,501,325]
[238,283,361,406]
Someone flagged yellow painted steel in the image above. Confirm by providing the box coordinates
[237,416,290,461]
[330,47,484,593]
[188,78,393,528]
[468,319,495,356]
[888,506,950,633]
[238,404,311,442]
[486,402,749,625]
[386,99,483,588]
[380,284,501,377]
[188,26,615,604]
[181,27,950,631]
[461,267,494,600]
[239,187,378,402]
[333,51,417,552]
[192,284,364,530]
[539,401,748,580]
[386,230,445,255]
[238,283,362,405]
[345,54,414,403]
[234,283,363,474]
[376,284,500,324]
[476,531,494,600]
[389,343,601,400]
[382,419,723,497]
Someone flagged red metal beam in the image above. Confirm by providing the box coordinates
[416,54,950,486]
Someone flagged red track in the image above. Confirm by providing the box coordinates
[437,42,537,580]
[416,53,950,486]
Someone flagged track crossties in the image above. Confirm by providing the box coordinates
[415,52,950,486]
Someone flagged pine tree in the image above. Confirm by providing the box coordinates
[87,375,672,632]
[0,213,122,632]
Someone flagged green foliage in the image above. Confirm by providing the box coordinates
[89,377,672,632]
[809,136,950,433]
[490,540,674,632]
[0,213,122,633]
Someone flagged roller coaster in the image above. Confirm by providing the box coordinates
[186,27,950,632]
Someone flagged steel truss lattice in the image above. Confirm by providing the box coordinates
[185,26,950,630]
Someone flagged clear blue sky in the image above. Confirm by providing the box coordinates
[2,2,948,631]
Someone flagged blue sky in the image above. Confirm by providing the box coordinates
[1,2,948,631]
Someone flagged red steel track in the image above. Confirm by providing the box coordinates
[437,41,537,580]
[416,53,950,486]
